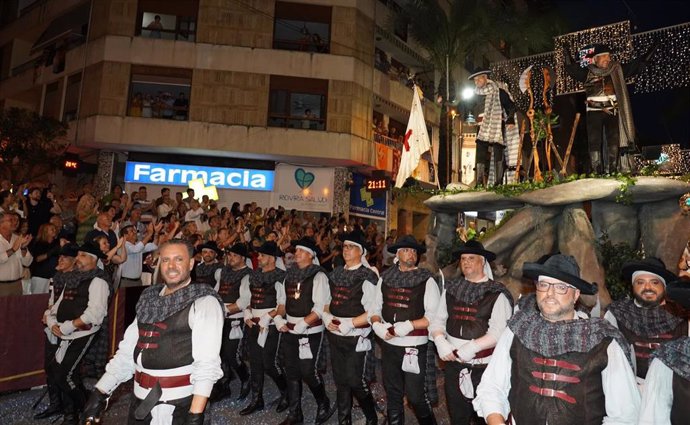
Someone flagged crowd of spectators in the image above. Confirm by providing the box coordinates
[0,180,396,295]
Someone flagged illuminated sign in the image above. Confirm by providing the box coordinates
[124,161,274,191]
[64,160,78,169]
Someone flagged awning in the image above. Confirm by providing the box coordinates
[31,2,90,53]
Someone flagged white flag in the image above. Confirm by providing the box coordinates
[395,85,431,188]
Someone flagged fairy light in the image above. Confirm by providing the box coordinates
[491,52,555,112]
[632,22,690,94]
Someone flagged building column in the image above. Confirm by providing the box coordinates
[94,151,116,199]
[333,167,350,216]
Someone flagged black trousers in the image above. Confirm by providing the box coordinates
[45,333,97,415]
[247,325,282,393]
[328,333,372,415]
[444,361,487,425]
[126,395,192,425]
[586,110,620,174]
[220,318,249,382]
[380,342,433,417]
[281,331,325,387]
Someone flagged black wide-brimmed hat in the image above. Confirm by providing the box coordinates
[59,243,79,258]
[585,44,612,58]
[291,237,319,256]
[226,243,249,258]
[78,241,107,260]
[523,254,597,295]
[387,235,426,255]
[341,231,369,252]
[255,241,283,257]
[468,67,492,80]
[453,240,496,262]
[621,257,676,285]
[198,241,223,257]
[667,279,690,310]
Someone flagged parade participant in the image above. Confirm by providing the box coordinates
[469,68,517,186]
[430,240,513,425]
[639,280,690,425]
[322,231,379,425]
[209,243,253,402]
[474,254,640,424]
[564,43,656,174]
[35,243,79,421]
[194,240,223,286]
[81,239,224,425]
[274,237,335,425]
[370,235,440,425]
[604,257,687,383]
[240,241,289,416]
[43,242,110,425]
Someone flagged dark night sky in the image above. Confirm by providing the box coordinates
[553,0,690,148]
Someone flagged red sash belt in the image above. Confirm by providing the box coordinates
[135,371,191,389]
[531,371,581,384]
[387,326,428,337]
[287,319,323,330]
[332,318,370,329]
[475,348,494,359]
[528,385,577,404]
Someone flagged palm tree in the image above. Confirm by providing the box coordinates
[394,0,564,187]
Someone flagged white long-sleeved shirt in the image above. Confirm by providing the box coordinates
[327,263,377,337]
[638,358,674,425]
[371,272,441,347]
[96,291,224,401]
[284,270,331,335]
[121,241,157,279]
[45,276,109,339]
[430,290,512,364]
[473,327,641,425]
[0,233,33,280]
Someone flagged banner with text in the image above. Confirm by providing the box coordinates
[271,164,334,213]
[349,173,386,219]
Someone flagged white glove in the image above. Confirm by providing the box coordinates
[243,309,254,322]
[393,320,414,337]
[434,335,455,359]
[59,320,77,336]
[338,318,354,335]
[292,319,309,334]
[273,315,287,330]
[322,311,334,328]
[372,322,389,339]
[258,314,272,328]
[456,340,480,362]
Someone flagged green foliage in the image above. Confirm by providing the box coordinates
[532,110,559,142]
[638,162,661,176]
[596,232,643,301]
[0,107,68,184]
[478,209,518,241]
[614,174,636,205]
[436,231,465,269]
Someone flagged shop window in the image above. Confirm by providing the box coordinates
[128,66,192,121]
[63,72,81,122]
[136,0,198,42]
[268,76,327,131]
[273,2,331,53]
[43,81,61,120]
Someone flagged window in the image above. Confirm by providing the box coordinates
[268,76,327,131]
[273,2,331,53]
[128,66,192,121]
[63,72,82,122]
[136,0,198,42]
[43,81,61,119]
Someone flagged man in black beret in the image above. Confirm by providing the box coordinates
[604,257,687,384]
[370,235,440,425]
[43,241,110,424]
[430,240,513,425]
[474,254,640,424]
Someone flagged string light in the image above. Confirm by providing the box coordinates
[490,21,690,106]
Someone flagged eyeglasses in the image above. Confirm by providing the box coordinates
[535,281,575,295]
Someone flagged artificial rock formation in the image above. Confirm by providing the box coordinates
[424,177,690,309]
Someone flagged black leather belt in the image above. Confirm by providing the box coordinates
[586,100,617,109]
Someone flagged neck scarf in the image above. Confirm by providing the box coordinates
[445,277,513,306]
[607,298,684,336]
[329,264,379,288]
[285,264,324,285]
[249,268,286,288]
[136,282,224,324]
[652,337,690,380]
[510,294,632,365]
[219,266,251,285]
[380,265,433,288]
